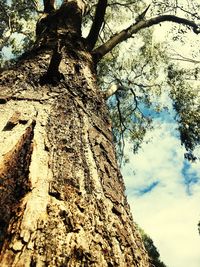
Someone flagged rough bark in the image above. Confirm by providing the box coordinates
[0,1,150,266]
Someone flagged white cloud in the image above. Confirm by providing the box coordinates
[129,194,200,267]
[122,120,200,267]
[124,121,184,190]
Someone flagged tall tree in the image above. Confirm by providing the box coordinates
[0,0,199,266]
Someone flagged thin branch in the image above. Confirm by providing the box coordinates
[0,10,13,51]
[170,57,200,64]
[0,34,12,52]
[86,0,108,50]
[115,93,126,165]
[43,0,55,13]
[130,88,138,110]
[177,5,200,20]
[107,1,136,12]
[31,0,43,13]
[93,15,200,61]
[135,5,150,22]
[114,85,139,164]
[107,1,136,7]
[169,49,200,64]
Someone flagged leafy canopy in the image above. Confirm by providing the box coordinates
[0,0,200,163]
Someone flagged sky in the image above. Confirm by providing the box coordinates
[121,4,200,267]
[122,115,200,267]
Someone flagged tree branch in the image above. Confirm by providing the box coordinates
[135,5,150,22]
[169,48,200,64]
[86,0,108,50]
[93,15,200,61]
[43,0,55,13]
[104,84,121,99]
[115,93,126,165]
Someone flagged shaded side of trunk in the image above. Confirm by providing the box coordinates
[0,1,150,266]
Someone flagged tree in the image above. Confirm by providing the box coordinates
[0,0,199,266]
[139,228,167,267]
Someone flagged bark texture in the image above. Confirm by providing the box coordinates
[0,1,150,266]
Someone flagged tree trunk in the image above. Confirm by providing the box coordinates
[0,1,150,266]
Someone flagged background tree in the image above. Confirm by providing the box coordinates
[0,0,199,266]
[139,227,167,267]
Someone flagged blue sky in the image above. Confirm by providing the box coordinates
[122,116,200,267]
[121,10,200,266]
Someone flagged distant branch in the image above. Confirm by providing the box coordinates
[0,9,13,51]
[170,50,200,64]
[105,83,122,99]
[107,1,136,7]
[86,0,108,50]
[170,57,200,64]
[177,5,200,20]
[129,88,138,111]
[107,1,136,12]
[93,15,200,61]
[115,93,126,164]
[0,35,12,52]
[31,0,43,13]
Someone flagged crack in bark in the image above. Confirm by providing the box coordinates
[40,43,64,85]
[0,120,36,251]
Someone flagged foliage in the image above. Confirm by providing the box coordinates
[139,227,167,267]
[97,0,200,163]
[167,64,200,161]
[98,29,170,163]
[0,0,39,65]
